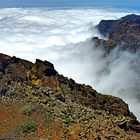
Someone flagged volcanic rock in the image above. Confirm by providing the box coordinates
[95,14,140,52]
[0,53,140,139]
[0,53,137,117]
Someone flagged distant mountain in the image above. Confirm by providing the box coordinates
[0,53,140,139]
[94,14,140,52]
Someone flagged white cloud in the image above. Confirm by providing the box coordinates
[0,7,140,120]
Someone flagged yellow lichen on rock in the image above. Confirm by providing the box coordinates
[32,79,42,86]
[26,71,42,85]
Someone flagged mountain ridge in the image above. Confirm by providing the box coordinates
[0,53,140,139]
[94,14,140,52]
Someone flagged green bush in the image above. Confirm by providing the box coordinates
[20,104,32,116]
[61,84,71,92]
[62,114,73,124]
[20,120,37,133]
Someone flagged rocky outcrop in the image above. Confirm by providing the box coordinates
[0,53,140,139]
[35,59,58,76]
[95,14,140,52]
[0,53,139,121]
[0,53,131,116]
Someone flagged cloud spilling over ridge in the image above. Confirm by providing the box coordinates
[0,8,140,119]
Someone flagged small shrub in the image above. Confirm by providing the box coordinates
[20,120,37,133]
[61,84,71,92]
[62,114,73,124]
[20,104,32,116]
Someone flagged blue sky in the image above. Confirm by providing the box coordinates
[0,0,140,10]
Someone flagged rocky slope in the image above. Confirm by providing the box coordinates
[94,14,140,52]
[0,53,140,139]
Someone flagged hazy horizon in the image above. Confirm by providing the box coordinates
[0,0,140,11]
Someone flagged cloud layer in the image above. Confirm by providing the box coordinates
[0,8,140,119]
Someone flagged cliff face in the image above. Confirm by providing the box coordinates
[0,53,140,139]
[95,14,140,52]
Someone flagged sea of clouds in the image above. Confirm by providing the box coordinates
[0,8,140,119]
